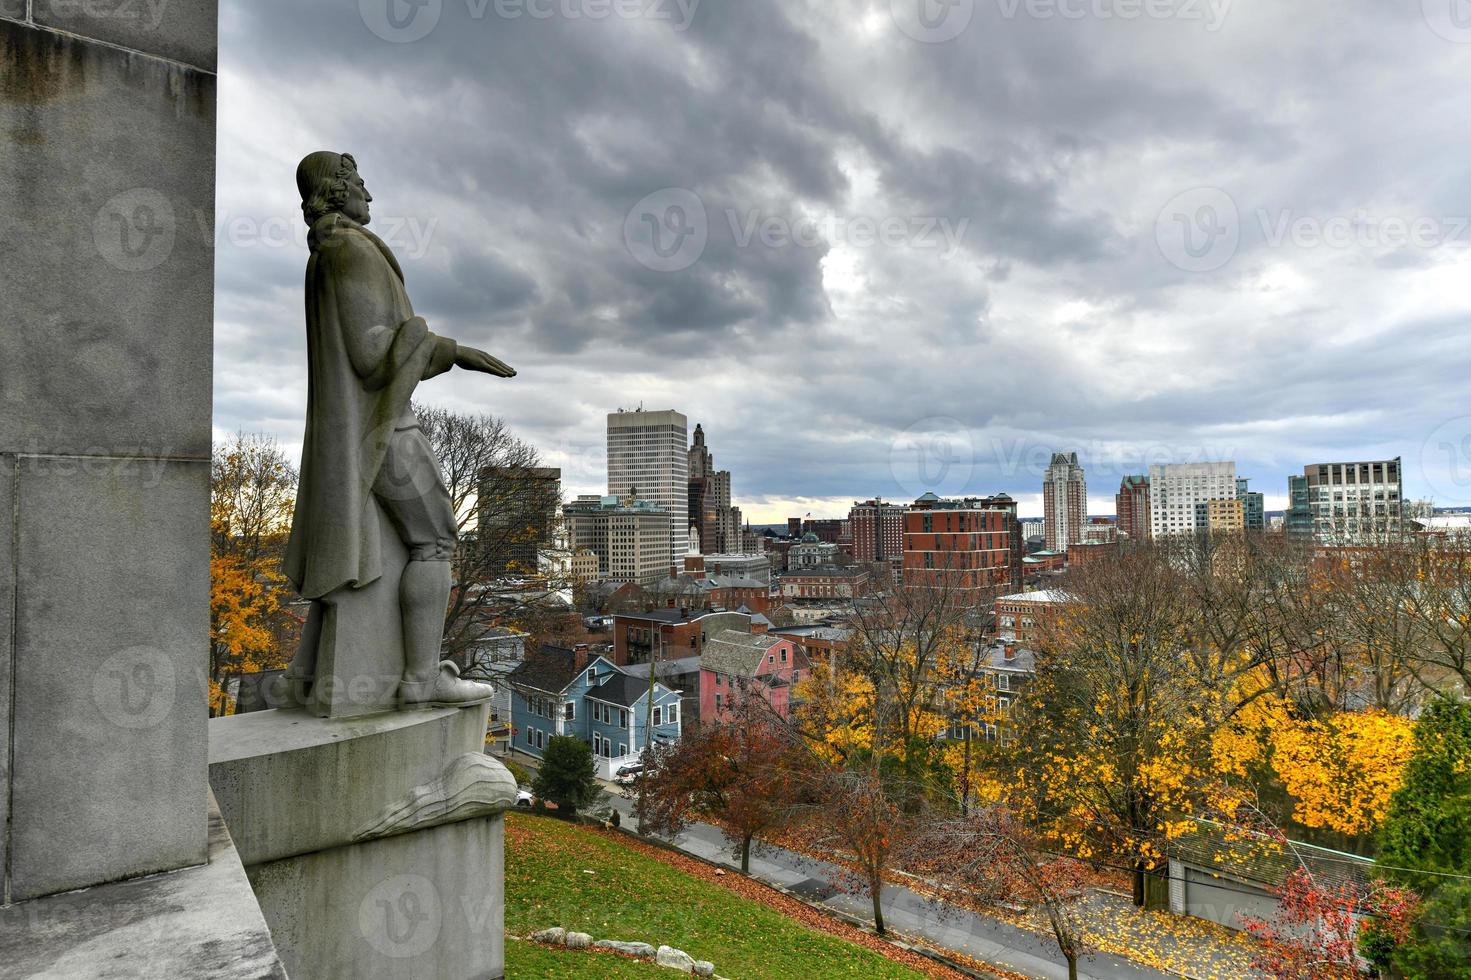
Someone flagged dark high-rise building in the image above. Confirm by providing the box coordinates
[1301,457,1404,542]
[686,422,739,554]
[476,466,561,577]
[1236,477,1265,532]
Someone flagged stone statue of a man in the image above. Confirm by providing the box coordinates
[280,151,511,710]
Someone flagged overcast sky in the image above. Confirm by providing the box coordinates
[215,0,1471,522]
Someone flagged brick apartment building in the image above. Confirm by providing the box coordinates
[902,492,1023,602]
[993,589,1071,645]
[849,498,906,564]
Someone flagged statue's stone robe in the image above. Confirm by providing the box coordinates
[283,214,456,599]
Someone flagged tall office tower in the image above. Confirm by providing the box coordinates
[476,466,562,576]
[1148,461,1238,537]
[563,494,672,587]
[686,423,739,554]
[1043,452,1088,552]
[1236,477,1266,532]
[1115,475,1151,541]
[1302,457,1404,542]
[1284,474,1314,541]
[608,408,688,561]
[849,498,907,563]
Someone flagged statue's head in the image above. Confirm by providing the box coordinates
[297,151,371,227]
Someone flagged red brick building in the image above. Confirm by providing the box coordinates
[1116,474,1151,541]
[849,498,906,564]
[993,589,1071,645]
[902,493,1023,602]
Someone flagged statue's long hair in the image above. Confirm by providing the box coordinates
[298,151,359,226]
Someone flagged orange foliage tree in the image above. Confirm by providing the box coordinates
[210,433,298,715]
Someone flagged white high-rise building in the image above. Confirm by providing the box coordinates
[1148,461,1239,537]
[607,408,688,561]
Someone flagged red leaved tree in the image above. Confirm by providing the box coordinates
[1241,867,1420,980]
[638,693,795,873]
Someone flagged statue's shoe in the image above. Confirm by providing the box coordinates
[399,661,495,709]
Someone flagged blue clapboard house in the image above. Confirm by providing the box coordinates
[507,645,683,778]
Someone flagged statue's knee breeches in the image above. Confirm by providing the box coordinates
[373,424,458,562]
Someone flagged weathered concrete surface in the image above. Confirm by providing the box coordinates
[0,2,24,23]
[247,814,505,980]
[0,19,215,459]
[9,457,209,902]
[0,455,12,890]
[208,704,494,866]
[0,795,286,980]
[32,0,218,71]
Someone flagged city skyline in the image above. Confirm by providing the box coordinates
[213,0,1471,524]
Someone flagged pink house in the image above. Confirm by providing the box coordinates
[699,629,809,723]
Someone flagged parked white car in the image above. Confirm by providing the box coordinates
[515,788,534,807]
[612,763,644,786]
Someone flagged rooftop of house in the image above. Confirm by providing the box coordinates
[770,625,852,643]
[1170,818,1374,892]
[701,629,798,678]
[615,607,747,625]
[979,642,1037,673]
[586,671,672,709]
[506,645,590,694]
[996,589,1071,604]
[620,655,703,680]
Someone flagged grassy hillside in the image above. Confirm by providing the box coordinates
[504,813,934,979]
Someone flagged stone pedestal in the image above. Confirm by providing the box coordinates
[209,704,514,980]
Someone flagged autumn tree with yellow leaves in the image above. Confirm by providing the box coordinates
[210,433,299,715]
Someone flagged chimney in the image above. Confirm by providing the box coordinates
[679,606,689,620]
[1003,644,1016,662]
[573,644,591,672]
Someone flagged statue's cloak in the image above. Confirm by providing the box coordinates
[283,214,456,599]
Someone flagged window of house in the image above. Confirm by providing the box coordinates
[714,693,722,711]
[997,675,1010,692]
[619,743,627,756]
[780,649,787,662]
[586,668,595,685]
[653,706,663,726]
[619,709,628,728]
[668,704,679,726]
[564,701,575,721]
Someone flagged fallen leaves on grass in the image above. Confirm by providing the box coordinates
[589,825,973,980]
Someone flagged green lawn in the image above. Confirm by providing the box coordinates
[504,813,929,979]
